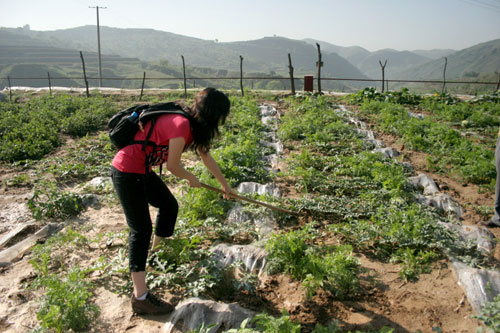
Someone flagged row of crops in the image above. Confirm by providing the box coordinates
[0,89,499,332]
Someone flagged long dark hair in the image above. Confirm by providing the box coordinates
[188,88,230,153]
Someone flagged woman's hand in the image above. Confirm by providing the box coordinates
[222,184,235,200]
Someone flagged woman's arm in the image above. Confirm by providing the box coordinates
[167,137,200,188]
[198,149,234,199]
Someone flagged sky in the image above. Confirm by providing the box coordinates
[1,0,500,52]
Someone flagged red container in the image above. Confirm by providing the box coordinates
[304,75,313,92]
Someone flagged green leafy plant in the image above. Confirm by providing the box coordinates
[0,94,115,162]
[253,309,301,333]
[266,224,362,298]
[36,268,100,333]
[28,181,84,220]
[358,100,495,185]
[391,248,439,281]
[224,318,259,332]
[473,293,500,332]
[27,228,98,333]
[5,173,32,187]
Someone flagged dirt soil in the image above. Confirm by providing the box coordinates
[0,100,496,332]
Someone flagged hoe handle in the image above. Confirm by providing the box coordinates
[200,183,298,216]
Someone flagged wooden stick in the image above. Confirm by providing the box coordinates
[181,55,187,98]
[47,72,52,96]
[316,43,323,94]
[442,57,448,94]
[140,71,146,101]
[200,183,298,215]
[79,51,90,98]
[379,59,387,93]
[239,55,244,97]
[7,76,12,102]
[288,53,295,95]
[0,224,58,267]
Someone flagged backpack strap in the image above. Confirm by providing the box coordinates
[134,107,194,174]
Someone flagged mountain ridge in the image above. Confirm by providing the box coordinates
[1,25,499,91]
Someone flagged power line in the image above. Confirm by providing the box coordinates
[460,0,500,10]
[457,0,500,13]
[470,0,500,10]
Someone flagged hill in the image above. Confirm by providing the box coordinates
[396,39,500,80]
[302,39,453,79]
[0,28,146,88]
[2,26,498,92]
[0,26,369,90]
[222,37,368,81]
[302,38,371,67]
[37,27,369,83]
[411,49,455,60]
[356,49,431,79]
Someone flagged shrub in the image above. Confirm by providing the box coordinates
[266,224,362,298]
[253,310,301,333]
[0,94,115,162]
[28,181,84,220]
[36,268,100,333]
[473,293,500,332]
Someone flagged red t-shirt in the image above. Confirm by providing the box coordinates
[112,114,193,174]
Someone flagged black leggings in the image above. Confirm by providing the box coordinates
[111,166,178,272]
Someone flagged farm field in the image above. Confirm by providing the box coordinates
[0,89,499,332]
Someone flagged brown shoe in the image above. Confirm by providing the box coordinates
[131,292,174,315]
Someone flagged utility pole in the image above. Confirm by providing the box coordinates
[89,6,107,87]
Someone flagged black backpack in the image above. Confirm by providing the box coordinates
[108,102,194,150]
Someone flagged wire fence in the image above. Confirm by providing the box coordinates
[3,75,499,91]
[2,47,500,98]
[3,75,499,85]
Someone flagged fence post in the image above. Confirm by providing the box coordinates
[315,43,323,94]
[79,51,90,98]
[379,59,387,93]
[495,71,500,91]
[239,55,244,97]
[442,57,448,94]
[181,55,187,98]
[7,76,12,102]
[139,72,146,101]
[47,72,52,96]
[288,53,295,95]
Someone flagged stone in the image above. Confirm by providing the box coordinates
[86,176,112,189]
